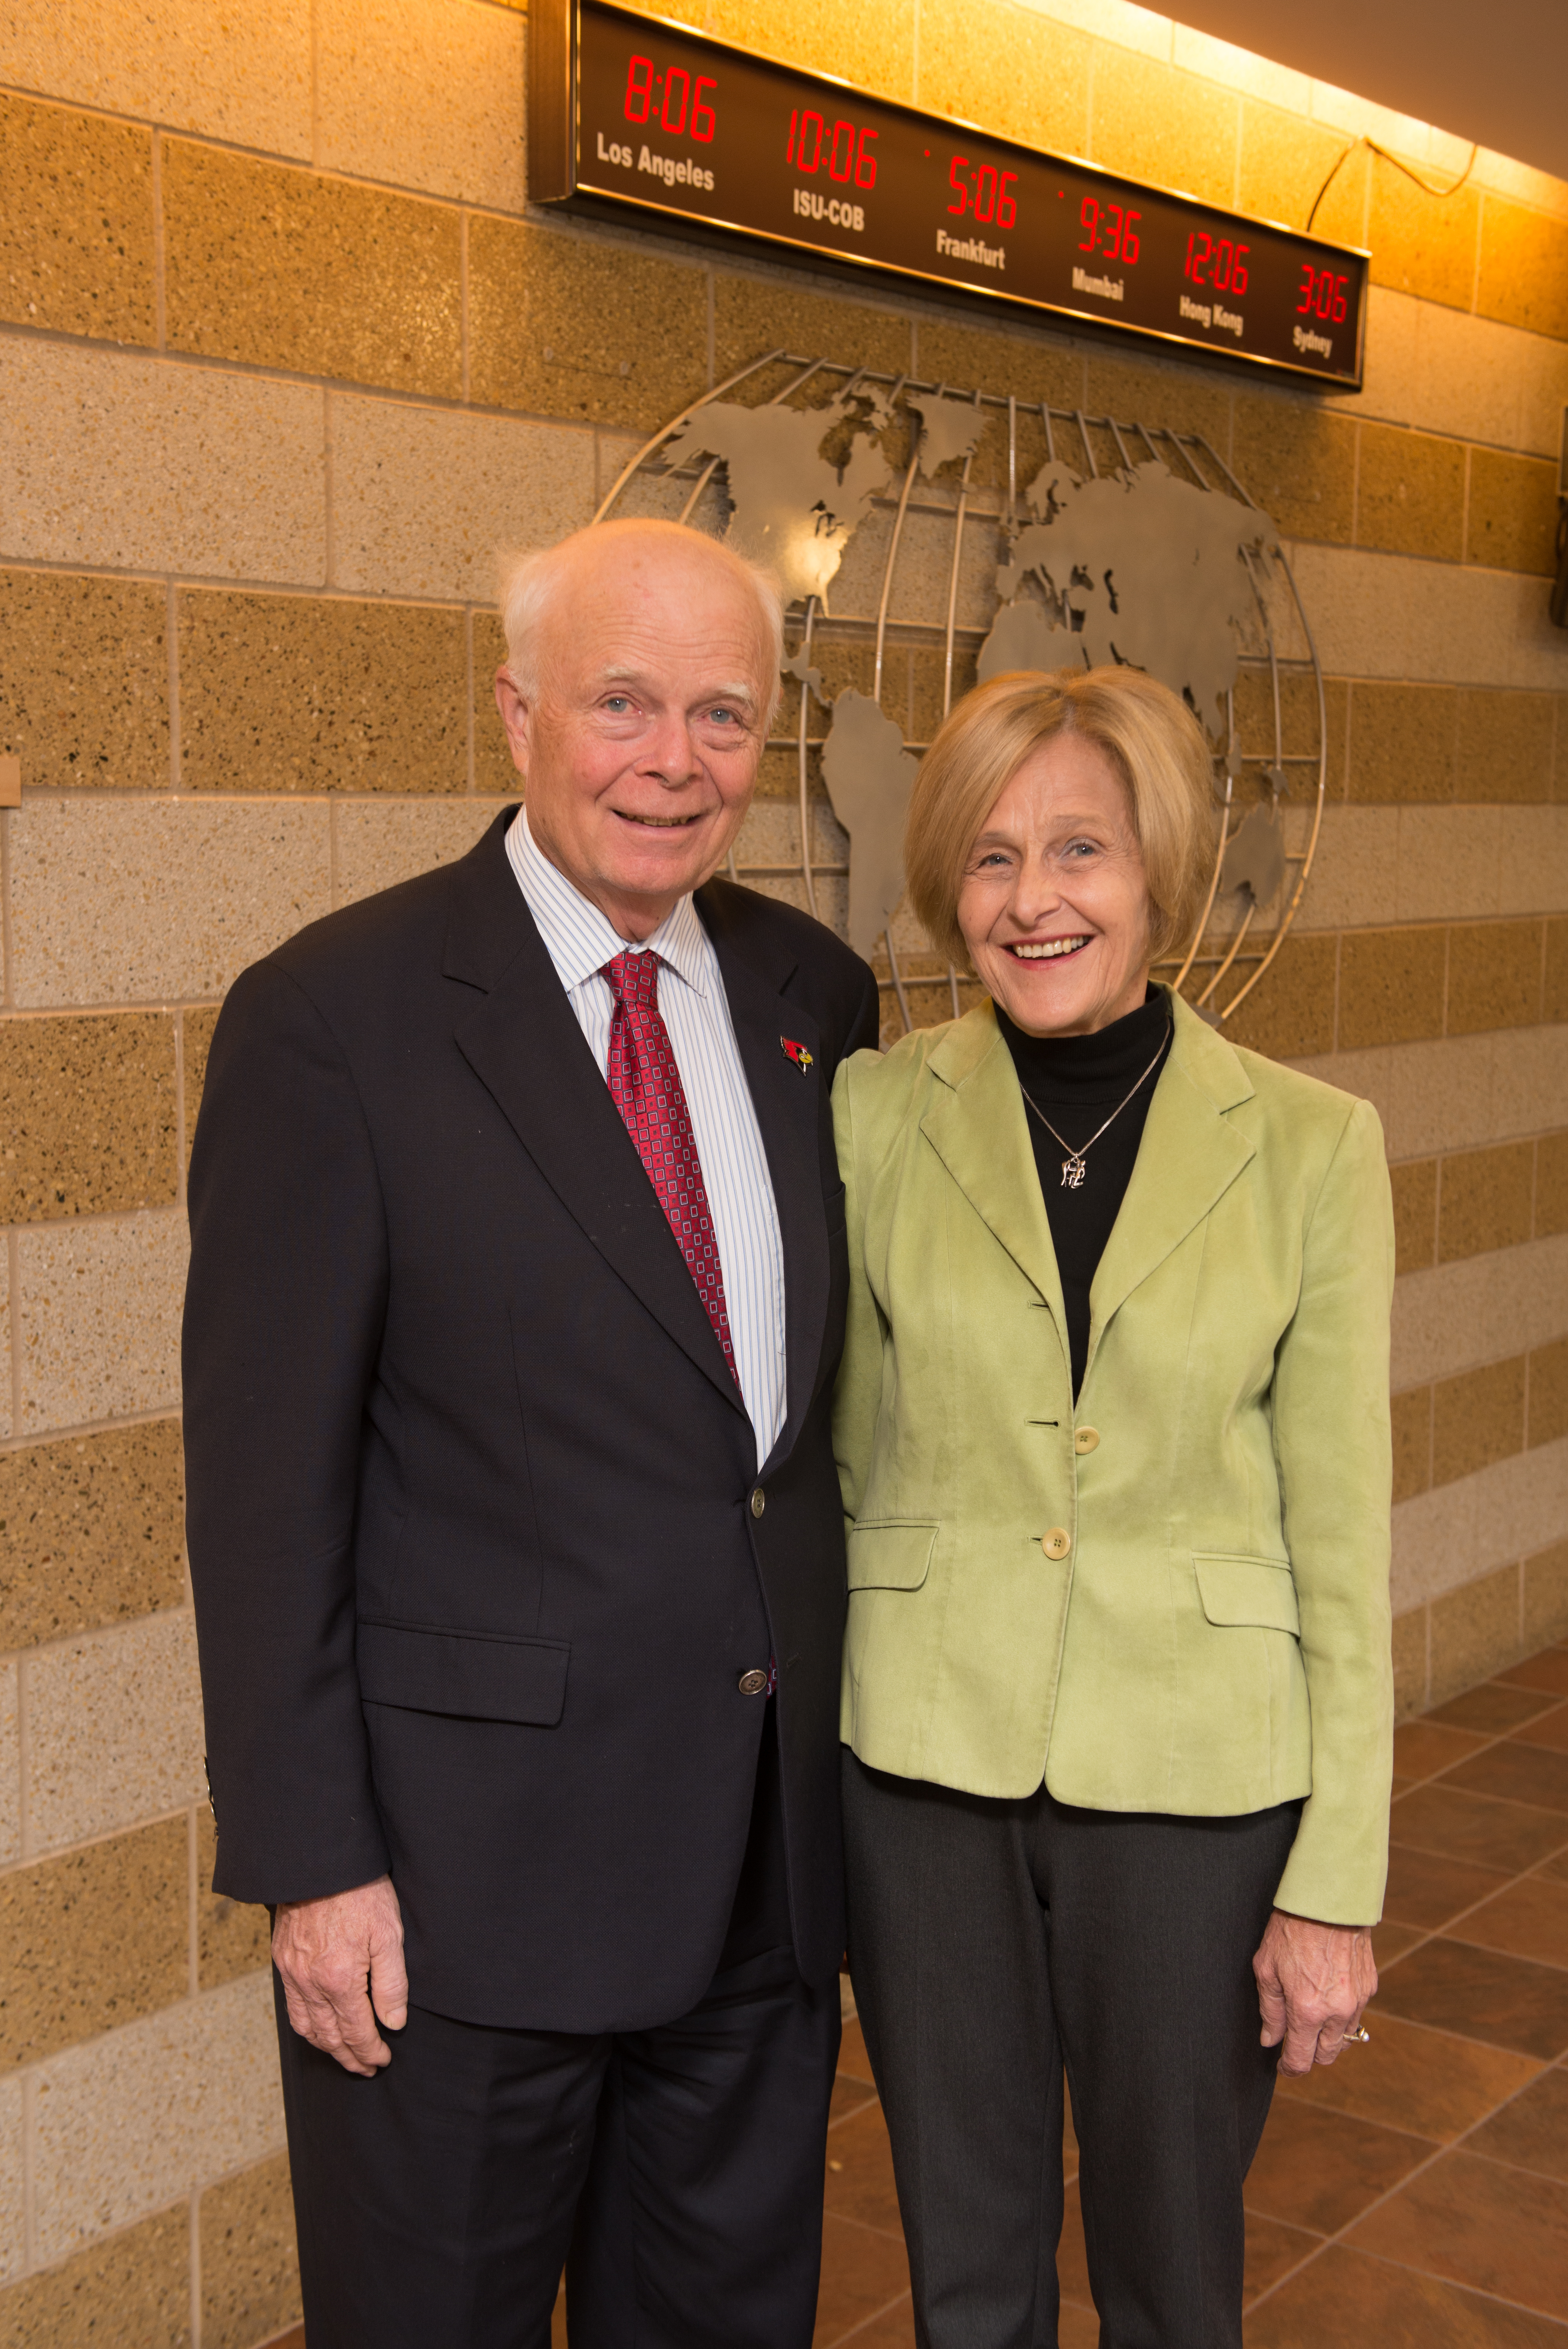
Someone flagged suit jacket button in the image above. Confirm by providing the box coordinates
[1074,1428,1099,1454]
[1042,1527,1072,1559]
[750,1488,766,1518]
[738,1668,770,1695]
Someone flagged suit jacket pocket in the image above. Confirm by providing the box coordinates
[358,1619,570,1723]
[847,1520,939,1592]
[1193,1554,1300,1636]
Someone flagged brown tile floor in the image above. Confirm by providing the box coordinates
[269,1642,1568,2349]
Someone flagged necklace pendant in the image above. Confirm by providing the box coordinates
[1061,1155,1087,1190]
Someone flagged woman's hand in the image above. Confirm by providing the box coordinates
[1252,1907,1376,2074]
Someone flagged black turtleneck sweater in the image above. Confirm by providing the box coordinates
[998,987,1173,1396]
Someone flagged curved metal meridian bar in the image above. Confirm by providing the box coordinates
[883,928,913,1033]
[1170,689,1234,996]
[1197,900,1255,1005]
[1196,553,1276,1009]
[943,391,984,719]
[592,347,790,525]
[796,595,819,922]
[873,389,924,703]
[1220,548,1329,1019]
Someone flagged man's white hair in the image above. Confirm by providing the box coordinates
[497,518,785,731]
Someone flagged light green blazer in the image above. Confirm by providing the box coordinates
[831,986,1395,1927]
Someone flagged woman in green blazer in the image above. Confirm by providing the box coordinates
[833,666,1393,2349]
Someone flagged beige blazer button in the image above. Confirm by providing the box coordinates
[750,1488,766,1518]
[738,1668,770,1695]
[1042,1527,1072,1559]
[1074,1428,1100,1454]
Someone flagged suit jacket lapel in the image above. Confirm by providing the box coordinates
[697,882,825,1469]
[446,819,749,1422]
[1085,991,1256,1377]
[919,1008,1073,1382]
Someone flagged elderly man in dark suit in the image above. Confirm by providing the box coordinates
[183,517,879,2348]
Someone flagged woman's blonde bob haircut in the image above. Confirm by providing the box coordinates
[906,665,1218,969]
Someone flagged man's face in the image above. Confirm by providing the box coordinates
[497,537,771,941]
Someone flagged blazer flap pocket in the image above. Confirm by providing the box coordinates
[1194,1554,1300,1635]
[358,1620,570,1724]
[848,1520,939,1592]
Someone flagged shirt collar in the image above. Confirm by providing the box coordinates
[506,807,712,998]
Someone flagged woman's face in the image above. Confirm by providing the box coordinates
[957,731,1154,1037]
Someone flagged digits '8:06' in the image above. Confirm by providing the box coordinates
[624,54,717,139]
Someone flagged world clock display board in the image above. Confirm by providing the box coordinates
[528,0,1368,388]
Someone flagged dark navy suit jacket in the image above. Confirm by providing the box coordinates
[183,810,879,2032]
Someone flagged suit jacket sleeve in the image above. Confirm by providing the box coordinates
[184,957,393,1904]
[1270,1095,1395,1927]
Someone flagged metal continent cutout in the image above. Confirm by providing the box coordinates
[980,458,1282,739]
[592,354,1324,1028]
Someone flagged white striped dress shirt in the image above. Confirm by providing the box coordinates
[506,808,787,1470]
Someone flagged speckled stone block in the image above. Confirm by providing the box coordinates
[0,342,326,583]
[1392,1606,1427,1720]
[0,93,153,344]
[1428,1563,1522,1706]
[200,2149,301,2349]
[1289,544,1568,692]
[713,274,911,389]
[1237,103,1363,248]
[916,0,1087,152]
[1347,683,1458,804]
[7,797,331,1007]
[1391,1233,1568,1390]
[0,1816,189,2069]
[1523,1535,1568,1647]
[182,1005,220,1171]
[1355,423,1466,564]
[0,1012,177,1222]
[0,0,310,160]
[473,610,521,795]
[711,0,915,100]
[32,1971,283,2263]
[1229,392,1355,546]
[334,798,508,908]
[467,218,708,432]
[23,1608,203,1856]
[1457,690,1556,804]
[0,2204,189,2345]
[316,0,524,211]
[1219,934,1337,1061]
[165,144,461,399]
[178,590,467,794]
[16,1210,187,1435]
[1477,193,1568,344]
[0,1419,185,1650]
[1368,160,1481,314]
[330,396,595,601]
[1466,448,1561,579]
[0,569,168,789]
[908,314,1080,417]
[196,1809,271,1991]
[0,1666,18,1867]
[1087,46,1240,212]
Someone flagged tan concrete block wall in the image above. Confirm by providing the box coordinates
[1,0,1566,2334]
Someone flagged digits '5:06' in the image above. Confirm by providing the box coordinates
[948,157,1017,226]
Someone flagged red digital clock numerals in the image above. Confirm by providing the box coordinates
[624,54,716,140]
[787,109,877,188]
[947,157,1017,228]
[1183,230,1247,294]
[1295,263,1349,323]
[1078,197,1140,265]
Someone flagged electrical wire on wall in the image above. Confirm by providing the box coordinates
[1305,134,1480,234]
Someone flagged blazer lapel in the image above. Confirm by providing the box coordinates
[918,1007,1073,1378]
[445,820,749,1421]
[697,883,826,1468]
[1085,991,1256,1376]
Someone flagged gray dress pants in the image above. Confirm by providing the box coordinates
[842,1752,1301,2349]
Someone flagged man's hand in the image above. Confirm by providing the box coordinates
[272,1875,408,2077]
[1253,1907,1376,2075]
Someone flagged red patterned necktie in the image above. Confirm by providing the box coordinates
[601,950,739,1389]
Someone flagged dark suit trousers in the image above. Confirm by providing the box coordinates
[842,1753,1301,2349]
[278,1711,839,2349]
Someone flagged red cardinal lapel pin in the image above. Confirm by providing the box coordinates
[780,1035,814,1075]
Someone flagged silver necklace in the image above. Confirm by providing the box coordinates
[1017,1020,1171,1190]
